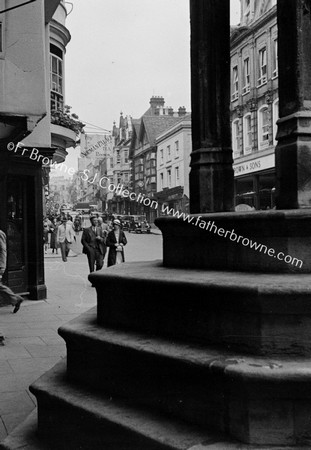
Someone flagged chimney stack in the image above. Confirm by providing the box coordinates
[149,96,165,115]
[178,106,187,117]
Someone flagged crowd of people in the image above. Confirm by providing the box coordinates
[43,213,128,270]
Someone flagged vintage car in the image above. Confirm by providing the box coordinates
[126,215,151,234]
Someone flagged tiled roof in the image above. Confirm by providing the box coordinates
[140,115,182,146]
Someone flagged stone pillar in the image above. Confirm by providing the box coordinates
[189,0,234,213]
[276,0,311,208]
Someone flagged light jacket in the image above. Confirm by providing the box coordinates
[57,223,75,243]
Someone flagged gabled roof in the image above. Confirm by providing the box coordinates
[139,115,182,147]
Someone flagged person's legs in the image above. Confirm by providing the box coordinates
[102,246,107,262]
[59,242,67,262]
[87,249,95,273]
[95,249,103,271]
[65,240,71,257]
[0,283,23,312]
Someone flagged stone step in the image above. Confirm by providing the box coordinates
[59,309,311,447]
[0,410,308,450]
[90,261,311,356]
[28,359,240,450]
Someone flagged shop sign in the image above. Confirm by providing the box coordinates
[233,153,274,176]
[80,133,113,161]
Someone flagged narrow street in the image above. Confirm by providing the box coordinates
[0,230,162,441]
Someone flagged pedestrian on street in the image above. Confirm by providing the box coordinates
[50,218,59,254]
[56,217,75,262]
[43,216,51,254]
[98,217,110,237]
[106,219,127,267]
[81,216,106,273]
[0,229,24,344]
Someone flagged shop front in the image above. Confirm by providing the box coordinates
[156,186,186,215]
[234,153,275,211]
[0,144,54,299]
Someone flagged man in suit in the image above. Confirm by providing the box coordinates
[81,216,106,273]
[57,217,75,262]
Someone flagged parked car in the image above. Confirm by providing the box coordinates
[127,215,151,234]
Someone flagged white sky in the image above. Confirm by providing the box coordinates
[61,0,241,174]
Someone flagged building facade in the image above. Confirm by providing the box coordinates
[130,96,187,222]
[155,115,192,214]
[109,114,133,214]
[231,0,278,210]
[0,0,72,299]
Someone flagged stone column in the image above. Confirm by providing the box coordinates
[189,0,234,213]
[276,0,311,208]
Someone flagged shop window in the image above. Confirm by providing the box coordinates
[232,119,241,157]
[272,99,279,146]
[243,114,252,154]
[235,178,256,209]
[242,58,250,94]
[232,66,239,101]
[258,173,275,210]
[258,47,267,86]
[258,105,270,149]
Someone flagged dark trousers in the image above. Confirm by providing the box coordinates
[87,247,106,273]
[59,239,71,262]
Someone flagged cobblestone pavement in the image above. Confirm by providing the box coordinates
[0,230,162,441]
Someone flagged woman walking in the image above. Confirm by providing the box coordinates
[106,219,127,267]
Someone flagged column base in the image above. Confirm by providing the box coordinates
[155,209,311,273]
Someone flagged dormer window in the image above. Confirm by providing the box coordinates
[244,0,251,24]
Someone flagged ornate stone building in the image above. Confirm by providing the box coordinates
[231,0,278,210]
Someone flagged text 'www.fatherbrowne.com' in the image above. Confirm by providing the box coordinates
[161,205,303,269]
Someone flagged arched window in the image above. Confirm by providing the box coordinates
[243,113,252,154]
[258,105,270,149]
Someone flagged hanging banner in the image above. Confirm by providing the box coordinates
[80,133,113,161]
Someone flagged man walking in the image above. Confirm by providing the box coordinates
[57,217,75,262]
[0,229,24,344]
[81,216,106,273]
